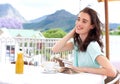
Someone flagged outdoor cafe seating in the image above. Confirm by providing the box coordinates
[0,61,106,84]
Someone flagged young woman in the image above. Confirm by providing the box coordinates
[52,7,117,77]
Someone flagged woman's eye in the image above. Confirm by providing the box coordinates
[83,20,87,23]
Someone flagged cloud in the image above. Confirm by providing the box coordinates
[0,0,120,23]
[0,0,80,20]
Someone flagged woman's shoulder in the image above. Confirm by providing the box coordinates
[88,41,100,48]
[89,41,99,45]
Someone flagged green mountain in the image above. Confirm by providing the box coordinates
[0,4,119,31]
[23,9,77,32]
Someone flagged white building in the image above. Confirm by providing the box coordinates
[0,28,72,65]
[0,28,45,64]
[0,28,19,63]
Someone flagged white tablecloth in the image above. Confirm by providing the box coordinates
[0,64,106,84]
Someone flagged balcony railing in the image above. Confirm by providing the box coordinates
[0,37,72,65]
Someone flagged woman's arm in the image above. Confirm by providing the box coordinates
[68,55,117,77]
[52,28,76,53]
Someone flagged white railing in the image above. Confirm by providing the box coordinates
[1,35,120,65]
[0,37,72,65]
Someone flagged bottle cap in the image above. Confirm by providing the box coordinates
[19,48,22,51]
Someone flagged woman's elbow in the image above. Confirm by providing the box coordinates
[107,68,117,77]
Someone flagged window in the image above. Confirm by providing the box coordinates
[6,45,15,62]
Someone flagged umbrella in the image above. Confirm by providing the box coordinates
[97,0,120,59]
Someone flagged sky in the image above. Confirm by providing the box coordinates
[0,0,120,23]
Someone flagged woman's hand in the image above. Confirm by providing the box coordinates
[50,57,65,67]
[52,27,75,53]
[70,27,76,37]
[66,65,82,73]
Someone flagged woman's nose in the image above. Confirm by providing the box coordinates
[76,21,82,26]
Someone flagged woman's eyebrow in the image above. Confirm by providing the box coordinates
[77,17,80,19]
[83,18,89,22]
[77,17,89,22]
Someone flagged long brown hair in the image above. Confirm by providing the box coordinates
[74,7,104,52]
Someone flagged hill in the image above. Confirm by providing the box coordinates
[0,3,26,29]
[23,10,120,32]
[23,9,77,32]
[0,3,120,32]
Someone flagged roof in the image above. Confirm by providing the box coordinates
[0,28,45,38]
[0,28,12,38]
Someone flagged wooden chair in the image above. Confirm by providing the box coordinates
[105,71,120,84]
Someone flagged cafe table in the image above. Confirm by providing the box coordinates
[0,63,106,84]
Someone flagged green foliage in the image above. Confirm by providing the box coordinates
[110,31,120,35]
[42,28,67,38]
[118,26,120,30]
[110,26,120,35]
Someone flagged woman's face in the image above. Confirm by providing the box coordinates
[75,12,94,35]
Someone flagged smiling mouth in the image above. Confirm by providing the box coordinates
[77,27,83,30]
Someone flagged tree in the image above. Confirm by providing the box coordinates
[118,26,120,30]
[42,28,67,38]
[0,18,23,29]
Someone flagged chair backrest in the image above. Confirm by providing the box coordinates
[106,73,120,84]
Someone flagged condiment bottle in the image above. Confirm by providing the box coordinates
[15,49,24,74]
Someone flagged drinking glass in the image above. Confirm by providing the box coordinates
[25,50,33,66]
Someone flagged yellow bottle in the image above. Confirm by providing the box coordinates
[15,49,24,74]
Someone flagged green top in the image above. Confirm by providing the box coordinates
[73,41,104,68]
